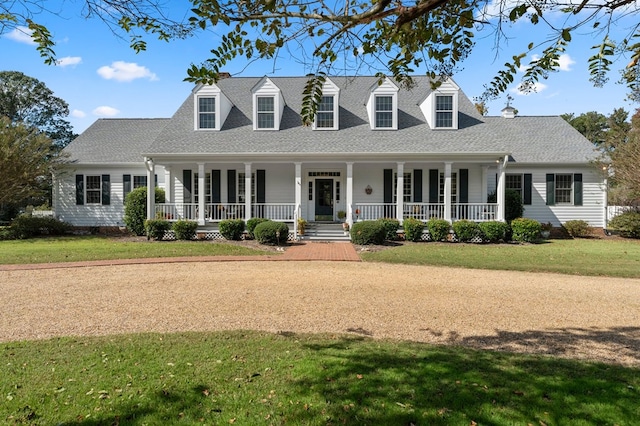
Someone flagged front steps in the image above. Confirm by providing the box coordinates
[302,222,351,241]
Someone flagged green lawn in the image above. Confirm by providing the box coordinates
[361,239,640,278]
[0,236,271,264]
[2,331,638,425]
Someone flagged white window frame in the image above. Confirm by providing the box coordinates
[133,175,147,189]
[313,95,338,130]
[85,175,102,205]
[393,172,412,203]
[367,78,398,130]
[505,174,523,199]
[439,172,458,204]
[375,95,394,129]
[555,174,573,205]
[435,94,454,129]
[196,96,216,130]
[194,172,212,205]
[238,172,256,203]
[256,96,275,129]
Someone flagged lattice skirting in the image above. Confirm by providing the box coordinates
[160,230,297,241]
[419,230,486,243]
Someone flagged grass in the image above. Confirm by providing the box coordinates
[361,239,640,278]
[1,331,638,425]
[0,236,271,264]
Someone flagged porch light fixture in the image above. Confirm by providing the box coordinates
[365,185,373,195]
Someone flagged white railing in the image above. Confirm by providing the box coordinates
[452,203,498,222]
[404,203,445,221]
[250,203,296,221]
[156,203,198,221]
[205,203,245,221]
[353,203,396,221]
[156,203,296,222]
[353,202,498,222]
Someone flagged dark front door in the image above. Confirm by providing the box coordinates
[315,179,334,221]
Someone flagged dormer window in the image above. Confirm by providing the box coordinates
[316,96,335,128]
[419,79,460,130]
[198,97,216,129]
[435,95,453,128]
[257,96,275,129]
[366,77,398,130]
[193,83,233,131]
[375,95,394,128]
[252,77,285,131]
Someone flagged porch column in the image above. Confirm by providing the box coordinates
[496,157,506,222]
[396,162,404,223]
[164,166,172,204]
[198,162,205,225]
[244,162,252,222]
[444,162,452,222]
[145,157,155,220]
[346,162,353,226]
[295,162,302,219]
[481,166,489,203]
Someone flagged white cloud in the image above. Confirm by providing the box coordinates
[71,109,86,118]
[4,26,36,45]
[56,56,82,67]
[92,106,120,117]
[558,54,576,71]
[97,61,158,82]
[512,82,548,95]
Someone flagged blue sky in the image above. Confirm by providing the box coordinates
[1,1,638,134]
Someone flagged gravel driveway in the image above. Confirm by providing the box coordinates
[2,261,639,366]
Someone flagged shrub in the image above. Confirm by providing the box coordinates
[510,217,542,243]
[350,220,386,245]
[488,189,524,223]
[246,218,269,239]
[608,211,640,239]
[452,219,480,242]
[427,218,450,242]
[478,221,509,243]
[219,219,246,240]
[144,219,171,240]
[254,220,289,245]
[124,186,166,236]
[172,220,198,240]
[403,217,424,242]
[0,227,15,240]
[9,215,71,239]
[377,218,400,241]
[563,220,591,238]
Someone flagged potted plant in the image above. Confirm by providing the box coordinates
[540,221,553,239]
[297,218,307,235]
[337,210,346,222]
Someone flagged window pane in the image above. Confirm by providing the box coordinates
[436,95,453,111]
[133,176,147,188]
[435,112,452,128]
[199,113,216,129]
[506,174,522,198]
[257,97,274,112]
[257,113,274,129]
[375,96,393,128]
[198,97,216,129]
[316,96,334,128]
[199,97,215,112]
[86,175,101,204]
[318,96,333,111]
[435,95,453,128]
[555,174,573,204]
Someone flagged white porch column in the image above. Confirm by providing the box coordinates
[444,162,452,222]
[481,165,489,203]
[295,162,302,219]
[496,157,506,222]
[145,157,155,221]
[164,166,172,204]
[244,162,252,222]
[396,162,404,223]
[197,162,205,225]
[346,162,353,226]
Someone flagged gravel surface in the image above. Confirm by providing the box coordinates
[2,261,639,366]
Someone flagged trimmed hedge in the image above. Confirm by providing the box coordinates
[403,217,424,242]
[478,221,509,243]
[8,215,71,239]
[350,220,386,245]
[219,219,246,240]
[563,220,591,238]
[377,218,400,241]
[172,220,198,240]
[144,219,171,240]
[254,220,289,245]
[246,218,269,239]
[427,218,450,242]
[452,219,480,242]
[510,217,541,243]
[123,186,166,236]
[608,211,640,239]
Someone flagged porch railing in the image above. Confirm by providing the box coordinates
[155,203,295,222]
[403,203,446,221]
[156,203,198,221]
[354,202,498,222]
[452,203,497,222]
[353,203,396,221]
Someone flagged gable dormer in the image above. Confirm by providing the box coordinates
[251,77,285,131]
[420,79,460,130]
[365,77,399,130]
[313,78,340,130]
[193,83,233,131]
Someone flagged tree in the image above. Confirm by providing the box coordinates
[561,111,608,148]
[610,109,640,203]
[0,71,76,148]
[3,1,640,122]
[0,117,68,207]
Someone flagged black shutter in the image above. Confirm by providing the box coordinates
[383,169,393,204]
[429,169,439,203]
[212,170,221,203]
[154,174,158,188]
[101,174,110,205]
[75,174,84,205]
[574,173,583,206]
[523,174,532,205]
[257,169,266,203]
[459,169,468,203]
[227,170,236,203]
[142,176,148,187]
[123,174,131,202]
[413,169,423,203]
[546,174,555,205]
[183,170,192,203]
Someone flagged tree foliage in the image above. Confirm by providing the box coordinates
[3,1,640,122]
[610,109,640,203]
[0,71,76,148]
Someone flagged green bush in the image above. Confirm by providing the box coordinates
[124,187,166,236]
[377,218,400,241]
[608,211,640,238]
[403,217,424,242]
[172,220,198,240]
[563,220,591,238]
[9,215,71,239]
[254,220,289,245]
[144,219,171,240]
[510,217,542,243]
[488,189,524,223]
[478,221,509,243]
[427,218,450,242]
[246,218,269,239]
[219,219,246,240]
[452,219,480,242]
[350,220,386,245]
[0,226,15,240]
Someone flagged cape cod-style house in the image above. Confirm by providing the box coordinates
[54,76,605,237]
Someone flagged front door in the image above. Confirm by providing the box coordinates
[315,179,334,221]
